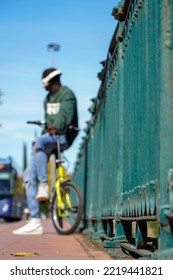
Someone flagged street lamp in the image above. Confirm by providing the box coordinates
[47,43,60,67]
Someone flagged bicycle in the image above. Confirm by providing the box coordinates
[26,120,83,235]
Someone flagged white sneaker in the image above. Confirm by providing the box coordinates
[12,218,43,235]
[36,183,49,202]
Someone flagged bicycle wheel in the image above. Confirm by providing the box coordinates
[51,181,83,234]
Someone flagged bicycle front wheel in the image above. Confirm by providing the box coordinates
[51,182,83,235]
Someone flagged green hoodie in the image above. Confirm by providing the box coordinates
[44,85,78,146]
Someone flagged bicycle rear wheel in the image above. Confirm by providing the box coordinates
[51,181,83,234]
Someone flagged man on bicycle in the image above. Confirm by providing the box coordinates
[13,68,78,235]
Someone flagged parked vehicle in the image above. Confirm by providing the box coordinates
[0,157,25,221]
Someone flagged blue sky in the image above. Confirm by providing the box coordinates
[0,0,118,173]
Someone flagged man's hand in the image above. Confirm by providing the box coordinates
[46,125,57,136]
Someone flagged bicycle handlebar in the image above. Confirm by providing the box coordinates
[26,121,80,132]
[26,121,46,126]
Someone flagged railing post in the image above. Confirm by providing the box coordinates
[104,30,126,248]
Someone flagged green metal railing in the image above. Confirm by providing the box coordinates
[73,0,173,259]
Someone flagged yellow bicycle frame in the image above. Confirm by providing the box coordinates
[55,165,72,217]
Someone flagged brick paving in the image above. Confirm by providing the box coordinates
[0,219,113,260]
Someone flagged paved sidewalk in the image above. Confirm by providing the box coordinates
[0,219,113,260]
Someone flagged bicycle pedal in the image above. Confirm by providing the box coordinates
[56,159,65,164]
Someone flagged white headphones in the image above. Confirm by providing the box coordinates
[42,69,62,87]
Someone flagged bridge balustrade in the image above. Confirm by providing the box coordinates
[73,0,173,259]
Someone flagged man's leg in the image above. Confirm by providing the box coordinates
[12,151,43,235]
[24,153,40,217]
[34,133,57,201]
